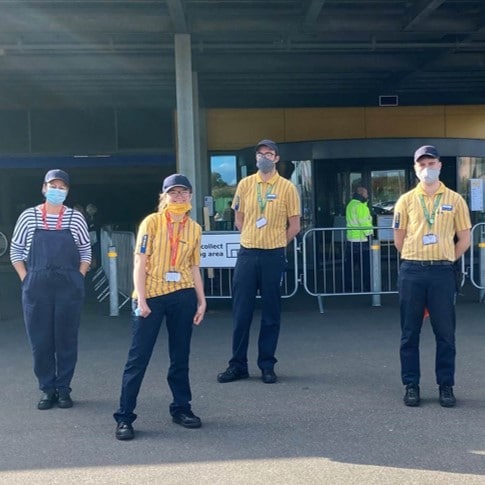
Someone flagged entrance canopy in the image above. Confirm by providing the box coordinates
[0,1,484,110]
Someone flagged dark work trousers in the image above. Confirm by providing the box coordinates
[344,241,370,292]
[398,261,457,387]
[114,288,197,424]
[230,246,286,372]
[22,225,84,394]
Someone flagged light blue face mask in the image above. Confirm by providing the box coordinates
[45,187,67,205]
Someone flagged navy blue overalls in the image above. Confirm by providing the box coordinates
[22,208,84,394]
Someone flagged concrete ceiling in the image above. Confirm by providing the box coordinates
[1,0,484,109]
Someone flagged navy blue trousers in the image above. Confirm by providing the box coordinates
[229,246,286,372]
[22,270,84,393]
[398,261,457,387]
[114,288,197,424]
[344,241,370,292]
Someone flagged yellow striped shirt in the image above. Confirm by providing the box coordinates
[233,171,301,249]
[133,211,201,298]
[393,182,471,261]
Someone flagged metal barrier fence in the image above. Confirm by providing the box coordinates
[92,228,134,310]
[469,222,485,300]
[301,226,401,312]
[301,226,471,312]
[94,224,482,314]
[202,238,299,299]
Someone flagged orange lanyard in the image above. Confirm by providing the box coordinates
[165,212,187,268]
[41,203,65,230]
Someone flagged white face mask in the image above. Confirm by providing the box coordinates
[416,167,440,184]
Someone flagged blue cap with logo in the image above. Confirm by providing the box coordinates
[162,174,193,193]
[255,139,279,155]
[414,145,440,163]
[44,169,70,186]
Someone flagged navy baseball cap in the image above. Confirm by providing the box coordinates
[162,174,192,193]
[414,145,440,162]
[255,139,279,154]
[44,169,70,186]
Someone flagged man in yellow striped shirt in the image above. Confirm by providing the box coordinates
[217,139,301,384]
[393,145,471,408]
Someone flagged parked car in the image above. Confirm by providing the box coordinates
[372,200,396,215]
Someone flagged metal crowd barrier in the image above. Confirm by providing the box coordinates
[92,223,483,316]
[92,228,134,311]
[301,226,472,312]
[201,238,299,299]
[469,222,485,301]
[302,226,401,312]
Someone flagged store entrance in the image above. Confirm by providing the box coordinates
[313,157,457,228]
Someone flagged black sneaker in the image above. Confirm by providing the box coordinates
[403,385,420,407]
[439,386,456,407]
[57,392,73,409]
[217,367,249,383]
[261,369,277,384]
[172,410,202,429]
[37,391,58,410]
[116,422,135,440]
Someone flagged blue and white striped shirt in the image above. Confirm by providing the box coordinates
[10,206,92,264]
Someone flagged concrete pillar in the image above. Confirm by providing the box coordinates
[197,108,210,222]
[192,71,209,223]
[174,34,199,219]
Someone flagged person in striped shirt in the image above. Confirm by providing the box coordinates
[114,174,206,441]
[393,145,471,408]
[10,169,91,410]
[217,139,301,385]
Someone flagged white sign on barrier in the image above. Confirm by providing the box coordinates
[200,232,240,268]
[377,215,394,241]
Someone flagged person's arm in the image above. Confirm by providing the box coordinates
[454,229,471,260]
[133,253,151,318]
[79,261,90,276]
[286,215,300,244]
[191,265,207,325]
[12,261,27,282]
[235,211,244,232]
[73,209,92,275]
[394,228,406,253]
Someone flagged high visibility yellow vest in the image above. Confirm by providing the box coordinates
[346,199,373,242]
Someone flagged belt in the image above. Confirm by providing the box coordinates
[403,260,453,266]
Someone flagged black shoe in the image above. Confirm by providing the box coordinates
[217,367,249,383]
[403,385,420,407]
[439,386,456,407]
[172,410,202,429]
[37,391,58,410]
[57,392,73,409]
[261,369,277,384]
[116,422,135,440]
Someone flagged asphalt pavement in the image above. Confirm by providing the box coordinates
[0,269,484,484]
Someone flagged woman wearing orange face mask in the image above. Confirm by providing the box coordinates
[113,174,206,440]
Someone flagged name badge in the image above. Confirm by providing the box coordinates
[423,233,438,245]
[165,271,181,282]
[441,204,453,211]
[256,217,267,228]
[266,193,277,200]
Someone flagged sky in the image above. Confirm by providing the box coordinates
[211,155,237,186]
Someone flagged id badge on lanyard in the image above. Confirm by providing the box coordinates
[256,182,273,229]
[419,194,441,246]
[165,212,186,282]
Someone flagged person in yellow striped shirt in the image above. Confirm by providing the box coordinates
[393,145,471,408]
[114,174,206,440]
[217,139,301,384]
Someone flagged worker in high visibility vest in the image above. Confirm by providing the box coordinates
[345,186,373,292]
